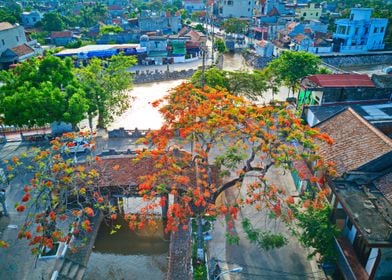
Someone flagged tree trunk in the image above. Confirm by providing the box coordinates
[97,109,105,129]
[88,113,94,131]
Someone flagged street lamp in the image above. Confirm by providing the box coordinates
[214,267,243,280]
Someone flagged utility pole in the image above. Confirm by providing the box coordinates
[201,45,206,88]
[211,15,215,65]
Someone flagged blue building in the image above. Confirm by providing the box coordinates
[332,8,388,53]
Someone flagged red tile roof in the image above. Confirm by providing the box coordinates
[51,31,73,38]
[307,74,375,88]
[292,160,313,180]
[316,108,392,176]
[11,44,34,57]
[91,155,220,191]
[108,5,123,11]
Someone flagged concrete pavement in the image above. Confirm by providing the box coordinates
[208,167,326,280]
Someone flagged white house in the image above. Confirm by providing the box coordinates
[216,0,259,18]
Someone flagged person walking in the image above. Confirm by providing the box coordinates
[0,188,8,216]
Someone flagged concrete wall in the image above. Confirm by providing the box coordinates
[320,53,392,67]
[133,69,196,84]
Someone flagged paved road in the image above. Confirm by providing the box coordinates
[209,168,324,280]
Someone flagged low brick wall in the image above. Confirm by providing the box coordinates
[166,226,193,280]
[133,69,196,84]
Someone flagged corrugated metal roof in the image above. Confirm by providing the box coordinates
[307,74,375,88]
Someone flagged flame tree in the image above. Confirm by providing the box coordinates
[134,82,336,253]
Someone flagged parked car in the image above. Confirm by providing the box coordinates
[61,140,95,154]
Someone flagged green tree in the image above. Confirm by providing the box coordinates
[191,68,267,100]
[99,25,124,35]
[41,12,65,32]
[75,54,136,129]
[0,1,21,24]
[0,56,88,127]
[0,9,18,24]
[290,201,340,262]
[222,18,247,34]
[194,23,205,33]
[214,38,226,54]
[266,51,321,97]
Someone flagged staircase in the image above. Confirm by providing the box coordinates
[57,258,86,280]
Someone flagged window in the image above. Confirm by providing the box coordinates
[16,36,19,42]
[316,12,319,16]
[303,12,307,17]
[1,39,4,46]
[227,0,233,5]
[365,27,369,34]
[338,26,346,34]
[248,1,251,5]
[374,27,378,33]
[350,13,354,20]
[381,27,385,33]
[33,17,36,22]
[355,27,359,35]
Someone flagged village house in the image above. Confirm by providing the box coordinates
[21,11,43,28]
[50,31,77,46]
[0,22,42,68]
[296,2,322,22]
[313,107,392,280]
[183,0,205,14]
[138,10,182,35]
[216,0,259,18]
[332,8,388,53]
[297,73,392,109]
[255,39,274,57]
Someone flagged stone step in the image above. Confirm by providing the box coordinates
[75,266,86,280]
[68,263,80,279]
[59,260,72,276]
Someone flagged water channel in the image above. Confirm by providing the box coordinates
[84,218,169,280]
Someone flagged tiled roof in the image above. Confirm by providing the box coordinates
[256,40,272,47]
[307,74,375,88]
[294,33,306,42]
[11,44,34,56]
[375,172,392,203]
[108,5,123,10]
[178,26,189,36]
[91,155,220,191]
[316,108,392,176]
[0,22,13,31]
[292,160,313,180]
[51,31,73,38]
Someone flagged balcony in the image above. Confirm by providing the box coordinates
[335,237,369,280]
[340,45,367,53]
